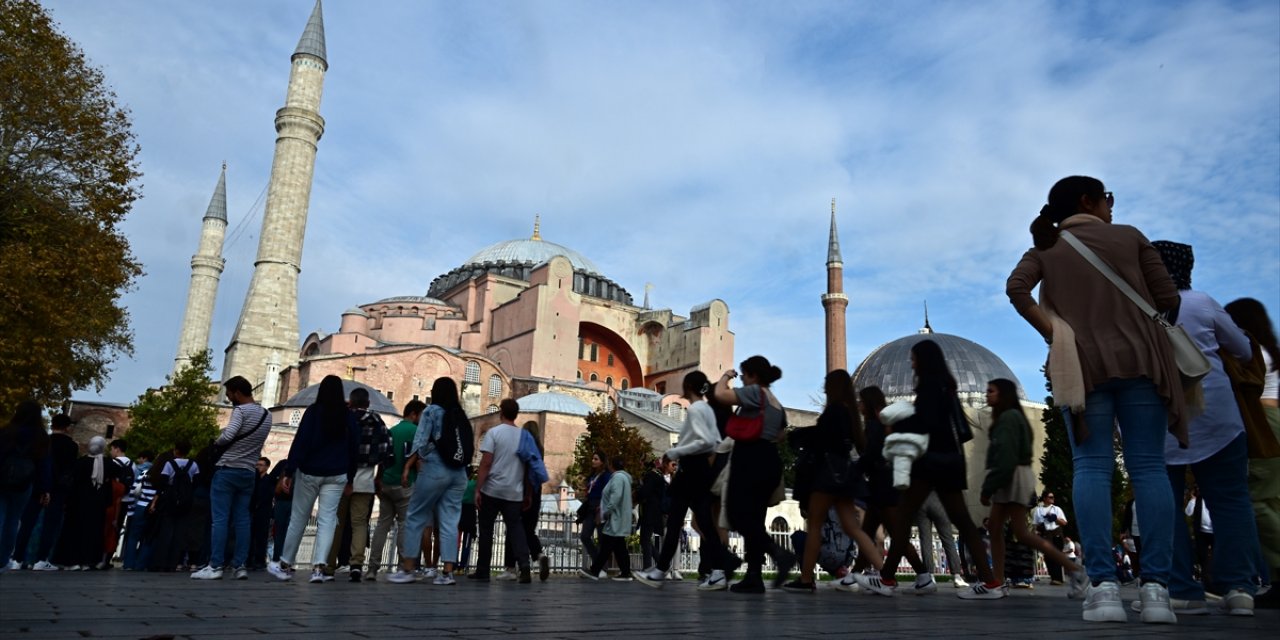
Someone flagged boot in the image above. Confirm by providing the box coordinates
[729,565,765,594]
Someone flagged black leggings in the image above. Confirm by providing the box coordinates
[726,440,783,571]
[656,454,737,573]
[590,534,631,577]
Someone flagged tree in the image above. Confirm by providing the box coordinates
[0,0,143,414]
[126,350,219,457]
[564,411,654,494]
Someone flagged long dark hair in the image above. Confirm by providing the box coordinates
[911,339,957,395]
[988,378,1024,425]
[1031,175,1106,250]
[315,375,349,440]
[1225,298,1280,373]
[682,370,710,398]
[825,369,865,453]
[4,400,49,458]
[858,386,887,421]
[430,377,468,430]
[739,355,782,386]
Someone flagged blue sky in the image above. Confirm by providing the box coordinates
[44,0,1280,410]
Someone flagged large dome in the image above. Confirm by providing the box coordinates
[464,239,602,276]
[851,329,1025,405]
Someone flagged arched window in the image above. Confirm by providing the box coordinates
[620,379,629,390]
[576,370,583,380]
[486,404,499,414]
[488,374,502,397]
[770,517,790,533]
[607,354,615,366]
[605,376,613,387]
[589,373,598,382]
[464,361,481,384]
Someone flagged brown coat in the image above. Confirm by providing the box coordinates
[1006,214,1187,445]
[1222,337,1280,459]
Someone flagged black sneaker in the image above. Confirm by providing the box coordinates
[349,568,362,582]
[467,572,490,582]
[518,568,532,584]
[771,551,797,589]
[538,554,550,582]
[782,579,816,593]
[730,575,766,594]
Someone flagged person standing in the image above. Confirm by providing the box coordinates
[148,441,200,571]
[499,419,550,582]
[636,457,667,573]
[247,457,274,570]
[470,398,530,583]
[0,402,50,572]
[54,436,120,570]
[1033,491,1069,584]
[326,387,391,582]
[578,451,610,572]
[1007,176,1183,624]
[13,413,77,571]
[369,399,425,579]
[582,455,635,582]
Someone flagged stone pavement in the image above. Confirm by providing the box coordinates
[0,571,1272,639]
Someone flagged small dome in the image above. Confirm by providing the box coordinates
[342,307,368,317]
[370,295,452,307]
[852,331,1025,405]
[281,379,398,416]
[464,238,602,276]
[513,391,591,416]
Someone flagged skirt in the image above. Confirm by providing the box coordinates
[990,465,1036,506]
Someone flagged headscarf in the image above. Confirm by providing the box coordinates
[1152,240,1193,291]
[88,436,107,489]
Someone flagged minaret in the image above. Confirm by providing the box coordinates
[821,198,849,372]
[173,164,228,374]
[222,0,327,396]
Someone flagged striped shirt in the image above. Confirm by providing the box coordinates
[215,402,271,472]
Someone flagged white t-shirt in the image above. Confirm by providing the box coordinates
[1034,504,1065,531]
[162,458,200,479]
[1263,349,1278,401]
[479,423,524,502]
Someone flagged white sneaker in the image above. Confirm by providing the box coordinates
[334,565,351,575]
[32,561,58,571]
[634,567,665,588]
[598,570,608,579]
[190,565,223,580]
[433,572,456,586]
[495,569,519,581]
[952,574,969,588]
[834,574,862,593]
[612,575,635,582]
[423,568,438,579]
[913,573,938,595]
[697,569,728,591]
[1220,589,1254,616]
[1130,596,1208,615]
[267,561,293,581]
[365,569,378,581]
[667,568,683,581]
[957,582,1006,600]
[310,568,334,583]
[577,568,600,581]
[5,560,20,571]
[1137,582,1177,624]
[386,569,417,584]
[234,567,249,580]
[1083,581,1128,623]
[855,573,897,597]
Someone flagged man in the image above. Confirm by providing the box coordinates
[471,399,531,583]
[326,387,391,582]
[1033,491,1069,584]
[191,376,270,580]
[247,457,274,569]
[13,414,78,571]
[498,419,550,581]
[368,399,425,580]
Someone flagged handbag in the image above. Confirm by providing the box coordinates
[1060,231,1212,383]
[949,397,973,445]
[726,388,769,441]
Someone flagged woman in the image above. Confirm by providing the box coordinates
[54,436,119,570]
[268,375,358,583]
[636,371,741,590]
[979,378,1085,592]
[578,450,610,574]
[850,386,926,584]
[783,369,889,593]
[1007,176,1182,623]
[1151,241,1260,615]
[388,377,470,585]
[582,455,635,582]
[0,402,50,571]
[713,354,794,593]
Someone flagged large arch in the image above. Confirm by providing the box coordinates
[577,321,644,390]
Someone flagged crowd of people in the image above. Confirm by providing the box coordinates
[0,175,1277,626]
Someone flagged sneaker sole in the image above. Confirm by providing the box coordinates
[1083,606,1128,623]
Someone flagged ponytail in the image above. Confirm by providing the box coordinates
[1031,205,1061,250]
[1033,176,1106,250]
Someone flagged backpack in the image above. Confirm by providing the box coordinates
[432,407,474,469]
[160,459,196,515]
[0,441,36,490]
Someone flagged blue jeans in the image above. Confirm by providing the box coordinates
[122,506,151,570]
[1067,377,1173,585]
[281,472,345,567]
[401,462,467,564]
[1168,433,1259,598]
[208,467,256,568]
[13,488,66,564]
[0,486,33,566]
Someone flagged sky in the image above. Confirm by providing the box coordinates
[43,0,1280,411]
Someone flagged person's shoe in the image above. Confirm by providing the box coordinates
[495,568,519,581]
[365,569,378,581]
[538,554,550,582]
[1130,597,1208,615]
[770,550,796,588]
[634,567,665,588]
[1137,582,1177,624]
[334,565,351,575]
[349,568,362,582]
[667,568,684,581]
[467,572,490,582]
[958,581,1007,600]
[697,569,728,591]
[834,573,862,593]
[1050,580,1064,586]
[782,579,816,593]
[190,565,223,580]
[434,571,456,586]
[1081,580,1127,622]
[952,574,969,588]
[234,567,249,580]
[598,569,608,579]
[1067,568,1089,599]
[3,559,18,572]
[423,567,438,579]
[386,569,417,584]
[611,575,634,582]
[267,561,293,581]
[729,574,766,594]
[310,567,334,583]
[912,573,938,595]
[577,568,600,581]
[855,573,897,597]
[518,568,532,583]
[1220,589,1255,616]
[32,561,58,571]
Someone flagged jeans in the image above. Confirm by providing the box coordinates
[476,494,528,575]
[401,462,466,563]
[208,467,256,568]
[0,486,32,566]
[122,506,152,570]
[370,485,412,570]
[271,498,292,562]
[1067,377,1173,585]
[1168,434,1259,598]
[13,489,67,564]
[281,472,345,567]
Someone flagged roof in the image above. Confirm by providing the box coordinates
[464,238,602,276]
[204,165,227,222]
[280,379,398,415]
[342,307,367,316]
[620,406,683,433]
[513,391,591,416]
[293,1,327,69]
[370,295,452,307]
[851,330,1025,404]
[827,205,843,264]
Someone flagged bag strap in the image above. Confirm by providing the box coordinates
[222,408,269,448]
[1060,231,1163,322]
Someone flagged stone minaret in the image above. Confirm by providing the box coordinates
[222,0,327,398]
[173,164,228,374]
[821,198,849,372]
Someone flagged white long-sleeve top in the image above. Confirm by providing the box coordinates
[665,401,720,460]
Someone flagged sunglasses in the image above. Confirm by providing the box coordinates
[1103,191,1114,206]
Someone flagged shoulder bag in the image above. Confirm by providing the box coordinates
[208,409,268,465]
[726,388,766,441]
[1060,231,1212,383]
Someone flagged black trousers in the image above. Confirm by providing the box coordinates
[1042,529,1065,582]
[726,440,782,571]
[590,533,631,577]
[503,503,542,569]
[656,454,737,573]
[248,507,271,568]
[476,494,528,575]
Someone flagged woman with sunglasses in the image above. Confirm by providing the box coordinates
[1007,176,1184,624]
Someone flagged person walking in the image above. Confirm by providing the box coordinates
[0,402,50,572]
[368,399,424,579]
[581,455,635,582]
[578,450,610,573]
[636,457,667,573]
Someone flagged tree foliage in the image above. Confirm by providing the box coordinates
[564,410,655,493]
[0,0,143,414]
[126,350,219,457]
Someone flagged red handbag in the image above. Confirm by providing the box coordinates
[726,392,766,441]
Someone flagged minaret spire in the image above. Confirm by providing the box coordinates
[223,2,328,400]
[174,164,229,374]
[920,301,934,334]
[821,197,849,372]
[532,213,542,240]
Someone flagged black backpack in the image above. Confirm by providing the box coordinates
[160,459,196,515]
[0,441,36,490]
[432,407,474,469]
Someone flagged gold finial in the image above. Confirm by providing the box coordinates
[532,213,542,241]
